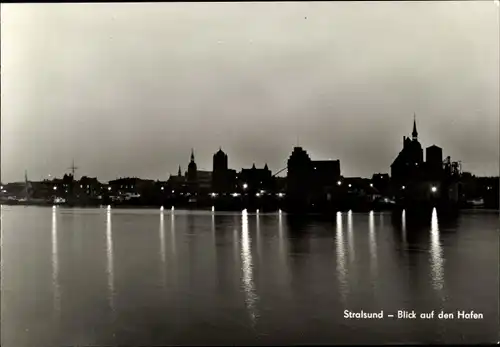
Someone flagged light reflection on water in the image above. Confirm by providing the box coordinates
[241,209,259,324]
[278,211,284,258]
[256,212,261,260]
[170,212,176,257]
[335,212,348,302]
[159,211,166,288]
[0,206,3,269]
[347,210,355,263]
[211,212,215,246]
[402,209,407,247]
[278,211,291,291]
[51,206,60,314]
[430,208,444,294]
[369,210,378,280]
[105,207,115,312]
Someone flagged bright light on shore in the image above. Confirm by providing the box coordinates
[243,183,248,189]
[337,181,342,186]
[431,186,437,193]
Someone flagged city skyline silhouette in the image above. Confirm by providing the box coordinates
[2,116,499,184]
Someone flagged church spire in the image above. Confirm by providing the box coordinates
[178,165,182,177]
[190,148,195,162]
[412,113,418,140]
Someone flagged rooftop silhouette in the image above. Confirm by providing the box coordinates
[1,118,498,212]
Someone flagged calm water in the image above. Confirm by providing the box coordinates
[1,206,498,345]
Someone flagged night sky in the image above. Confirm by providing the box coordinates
[1,2,498,183]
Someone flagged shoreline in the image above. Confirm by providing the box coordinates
[1,201,497,213]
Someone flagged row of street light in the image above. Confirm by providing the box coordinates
[210,191,285,198]
[49,182,439,195]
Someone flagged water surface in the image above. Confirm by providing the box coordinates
[1,206,498,345]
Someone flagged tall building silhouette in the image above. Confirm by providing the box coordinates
[187,149,198,193]
[390,115,463,206]
[213,148,228,172]
[212,148,229,193]
[425,145,443,179]
[391,116,424,184]
[287,147,312,193]
[285,146,343,211]
[286,146,313,206]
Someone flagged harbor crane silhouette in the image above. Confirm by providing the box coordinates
[68,160,78,179]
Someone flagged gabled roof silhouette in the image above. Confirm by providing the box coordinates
[427,144,441,149]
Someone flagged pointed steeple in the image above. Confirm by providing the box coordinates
[264,163,269,171]
[178,165,182,177]
[188,149,197,182]
[252,163,256,170]
[412,113,418,140]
